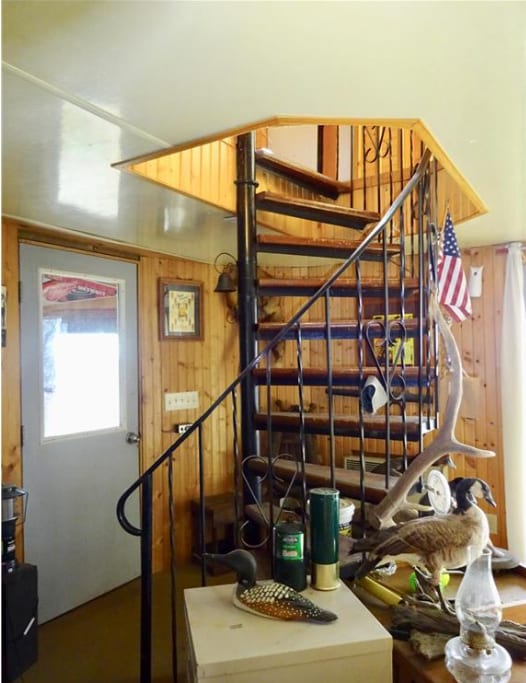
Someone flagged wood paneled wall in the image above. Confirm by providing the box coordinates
[1,222,23,556]
[129,137,238,214]
[448,247,509,546]
[1,219,510,570]
[1,220,240,570]
[138,253,239,569]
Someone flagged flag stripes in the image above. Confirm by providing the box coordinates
[437,212,472,322]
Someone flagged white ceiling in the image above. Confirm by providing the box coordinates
[2,1,525,264]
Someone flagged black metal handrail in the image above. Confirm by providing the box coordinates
[116,146,433,683]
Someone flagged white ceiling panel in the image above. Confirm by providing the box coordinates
[2,1,526,259]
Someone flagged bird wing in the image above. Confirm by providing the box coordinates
[374,514,478,558]
[352,505,488,581]
[236,582,337,622]
[380,515,474,555]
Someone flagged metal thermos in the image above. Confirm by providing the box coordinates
[273,521,307,592]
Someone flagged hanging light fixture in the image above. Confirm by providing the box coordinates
[213,252,237,293]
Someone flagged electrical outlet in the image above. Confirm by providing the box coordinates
[177,423,192,434]
[487,512,498,535]
[164,391,199,412]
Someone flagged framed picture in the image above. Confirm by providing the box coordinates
[159,278,203,340]
[364,297,418,367]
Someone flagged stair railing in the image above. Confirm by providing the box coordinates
[116,145,434,683]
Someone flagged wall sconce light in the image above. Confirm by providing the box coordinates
[214,252,237,293]
[214,252,238,322]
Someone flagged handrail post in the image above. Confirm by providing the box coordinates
[140,474,153,683]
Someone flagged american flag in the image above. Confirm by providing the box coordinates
[437,212,472,322]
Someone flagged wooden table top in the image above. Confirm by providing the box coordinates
[391,602,526,683]
[356,567,526,683]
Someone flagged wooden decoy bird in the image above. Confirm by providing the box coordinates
[203,549,338,624]
[347,478,496,610]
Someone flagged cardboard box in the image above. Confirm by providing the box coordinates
[184,580,392,682]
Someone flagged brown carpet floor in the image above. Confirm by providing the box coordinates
[13,561,526,683]
[15,563,233,683]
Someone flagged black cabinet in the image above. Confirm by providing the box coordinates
[2,563,38,682]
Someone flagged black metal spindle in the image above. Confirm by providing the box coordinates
[295,325,309,507]
[231,387,241,546]
[140,474,153,683]
[324,289,336,487]
[197,424,207,587]
[398,204,409,471]
[355,259,367,526]
[167,455,178,683]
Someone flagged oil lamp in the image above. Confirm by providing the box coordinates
[445,547,512,682]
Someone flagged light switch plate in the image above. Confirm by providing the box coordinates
[165,391,199,412]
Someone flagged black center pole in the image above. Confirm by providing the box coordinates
[235,133,261,507]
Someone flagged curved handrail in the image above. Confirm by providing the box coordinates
[116,147,433,535]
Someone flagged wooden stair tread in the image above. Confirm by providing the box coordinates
[255,149,349,199]
[257,234,398,261]
[245,458,396,504]
[256,191,380,230]
[258,276,419,297]
[253,411,436,440]
[252,366,434,387]
[257,317,422,340]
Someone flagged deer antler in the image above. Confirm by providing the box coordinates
[367,294,495,530]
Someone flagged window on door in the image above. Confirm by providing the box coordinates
[41,270,124,439]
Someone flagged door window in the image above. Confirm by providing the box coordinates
[40,270,123,439]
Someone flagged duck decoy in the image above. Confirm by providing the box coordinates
[347,477,496,611]
[203,549,338,624]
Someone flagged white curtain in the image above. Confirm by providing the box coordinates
[501,243,526,564]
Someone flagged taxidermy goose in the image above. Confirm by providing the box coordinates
[203,549,337,624]
[347,478,496,609]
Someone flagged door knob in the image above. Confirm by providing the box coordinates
[126,431,141,444]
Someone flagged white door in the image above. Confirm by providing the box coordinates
[20,244,140,623]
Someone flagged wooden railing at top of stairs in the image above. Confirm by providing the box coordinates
[116,144,436,683]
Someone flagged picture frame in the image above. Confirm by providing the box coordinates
[364,297,418,368]
[159,278,203,341]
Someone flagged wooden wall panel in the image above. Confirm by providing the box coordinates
[1,221,23,557]
[129,137,238,213]
[142,253,239,569]
[0,219,511,566]
[447,247,508,547]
